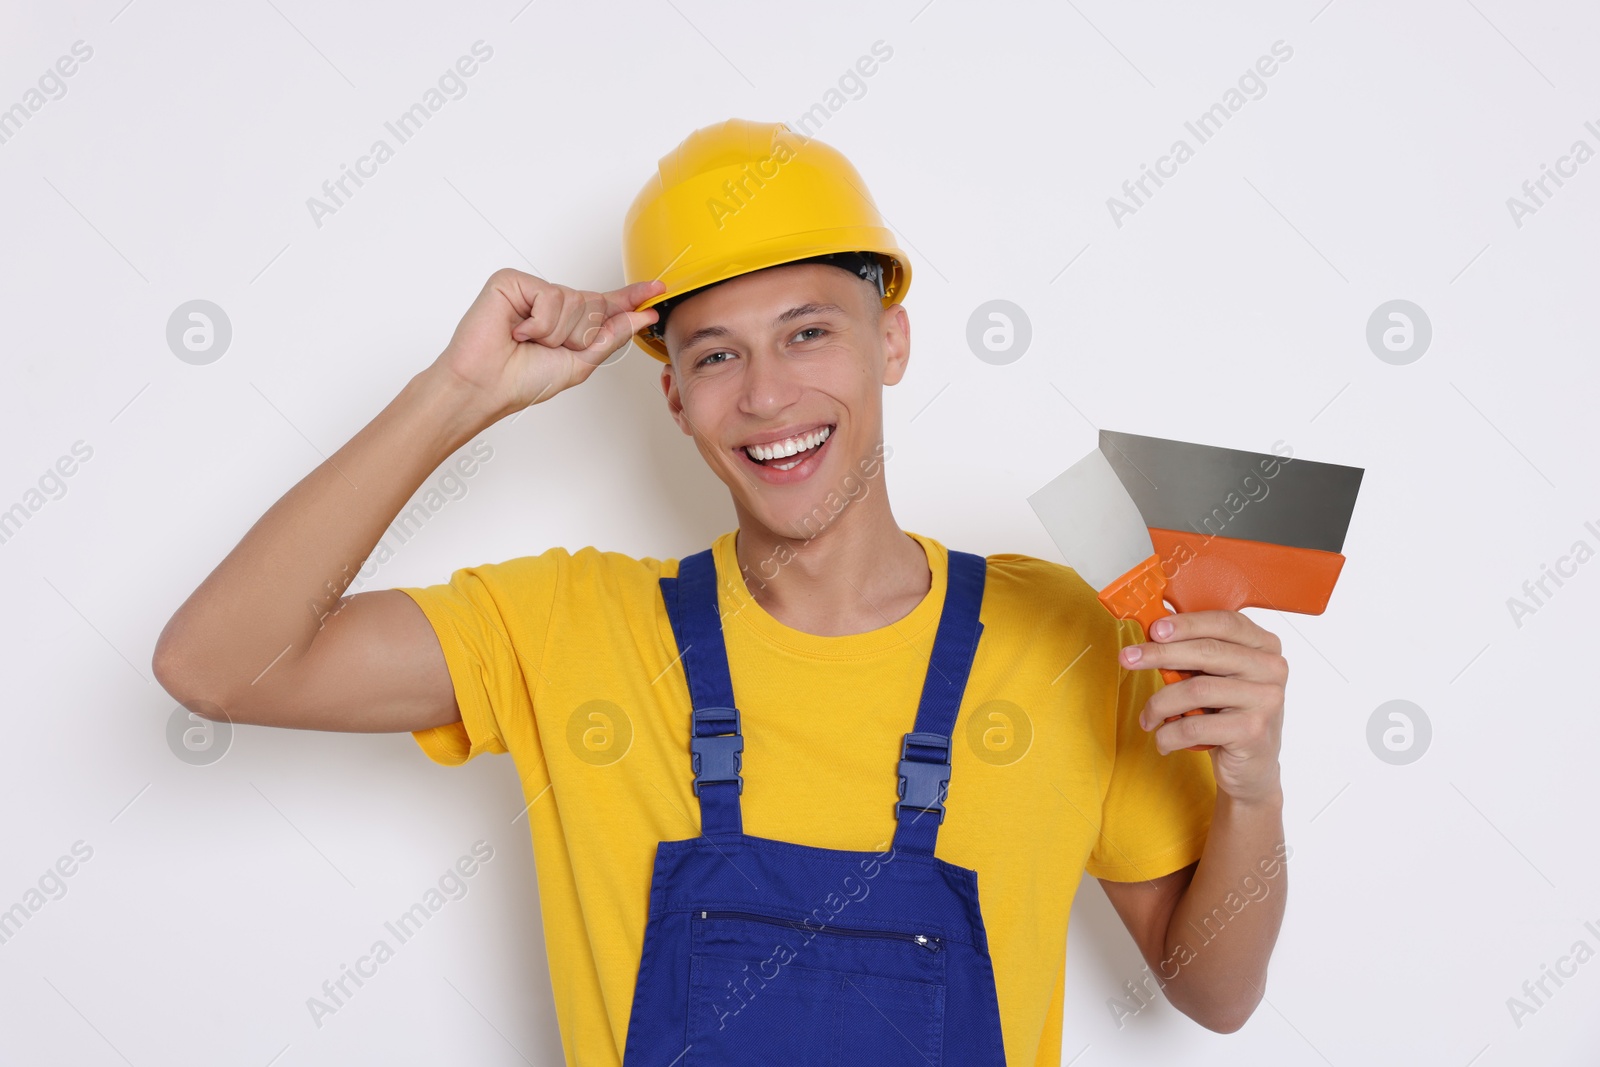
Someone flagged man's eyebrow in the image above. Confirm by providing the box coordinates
[774,302,846,326]
[680,303,847,354]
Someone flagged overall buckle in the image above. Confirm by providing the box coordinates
[896,731,952,824]
[691,707,743,796]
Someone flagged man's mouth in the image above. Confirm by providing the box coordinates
[740,425,834,472]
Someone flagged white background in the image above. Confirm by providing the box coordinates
[2,0,1597,1063]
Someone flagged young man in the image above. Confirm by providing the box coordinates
[154,119,1289,1064]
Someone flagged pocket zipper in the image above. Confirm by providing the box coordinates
[697,909,941,952]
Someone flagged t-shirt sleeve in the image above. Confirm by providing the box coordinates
[393,550,563,767]
[1085,617,1217,882]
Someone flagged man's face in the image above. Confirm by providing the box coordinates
[658,262,909,538]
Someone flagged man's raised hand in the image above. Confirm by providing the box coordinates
[435,269,665,419]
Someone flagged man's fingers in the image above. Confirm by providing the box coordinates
[511,286,563,344]
[515,287,593,348]
[553,290,601,350]
[1153,709,1224,755]
[1146,609,1282,655]
[1125,635,1244,676]
[1151,694,1278,755]
[1126,637,1288,688]
[1122,610,1286,680]
[491,268,549,320]
[576,307,660,362]
[1140,674,1264,727]
[602,279,667,317]
[502,276,665,345]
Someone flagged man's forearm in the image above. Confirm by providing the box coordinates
[1158,787,1288,1032]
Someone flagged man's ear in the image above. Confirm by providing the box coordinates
[660,362,693,436]
[880,302,911,386]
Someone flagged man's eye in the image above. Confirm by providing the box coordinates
[697,350,733,368]
[793,327,827,343]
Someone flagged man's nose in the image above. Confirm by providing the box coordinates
[738,346,802,416]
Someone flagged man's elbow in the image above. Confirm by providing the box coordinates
[1187,989,1262,1034]
[151,642,237,723]
[152,641,197,708]
[1199,1008,1254,1035]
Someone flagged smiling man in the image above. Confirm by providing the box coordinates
[153,118,1289,1065]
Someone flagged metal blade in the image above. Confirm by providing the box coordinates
[1027,448,1156,591]
[1099,430,1364,554]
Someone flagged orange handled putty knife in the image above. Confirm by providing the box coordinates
[1028,431,1364,752]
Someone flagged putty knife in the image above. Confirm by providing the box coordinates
[1097,429,1363,618]
[1028,432,1363,752]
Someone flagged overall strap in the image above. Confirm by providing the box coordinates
[893,549,988,856]
[659,549,743,837]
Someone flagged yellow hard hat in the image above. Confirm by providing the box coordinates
[622,118,912,363]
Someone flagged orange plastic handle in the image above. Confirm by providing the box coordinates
[1097,531,1350,753]
[1146,527,1346,616]
[1098,553,1214,752]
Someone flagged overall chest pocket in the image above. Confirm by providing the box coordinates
[686,909,946,1067]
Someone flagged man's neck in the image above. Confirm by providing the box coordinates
[731,502,931,638]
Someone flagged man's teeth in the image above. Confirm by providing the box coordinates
[745,425,831,464]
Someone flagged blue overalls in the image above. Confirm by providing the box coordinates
[621,546,1008,1065]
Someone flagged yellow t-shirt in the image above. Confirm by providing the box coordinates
[398,528,1215,1066]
